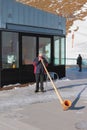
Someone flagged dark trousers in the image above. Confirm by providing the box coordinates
[78,64,82,71]
[35,73,44,91]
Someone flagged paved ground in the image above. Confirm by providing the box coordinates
[0,67,87,130]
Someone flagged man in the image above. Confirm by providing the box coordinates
[77,54,82,72]
[33,53,48,93]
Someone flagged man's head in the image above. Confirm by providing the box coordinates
[39,53,43,57]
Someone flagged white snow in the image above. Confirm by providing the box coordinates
[0,66,87,112]
[66,17,87,63]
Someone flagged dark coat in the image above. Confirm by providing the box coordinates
[77,55,82,65]
[33,56,48,74]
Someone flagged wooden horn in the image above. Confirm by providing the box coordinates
[41,59,72,111]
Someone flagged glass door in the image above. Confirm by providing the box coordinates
[39,37,51,63]
[22,36,36,65]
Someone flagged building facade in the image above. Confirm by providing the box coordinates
[0,0,66,87]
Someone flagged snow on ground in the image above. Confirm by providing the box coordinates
[0,66,87,112]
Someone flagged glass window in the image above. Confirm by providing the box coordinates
[2,32,19,68]
[22,36,36,65]
[54,36,65,65]
[39,37,51,63]
[54,36,60,65]
[61,37,65,65]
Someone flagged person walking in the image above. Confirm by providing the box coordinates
[77,54,82,72]
[33,53,48,93]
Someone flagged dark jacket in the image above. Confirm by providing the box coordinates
[77,55,82,65]
[33,56,48,74]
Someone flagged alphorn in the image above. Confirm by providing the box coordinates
[41,59,72,111]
